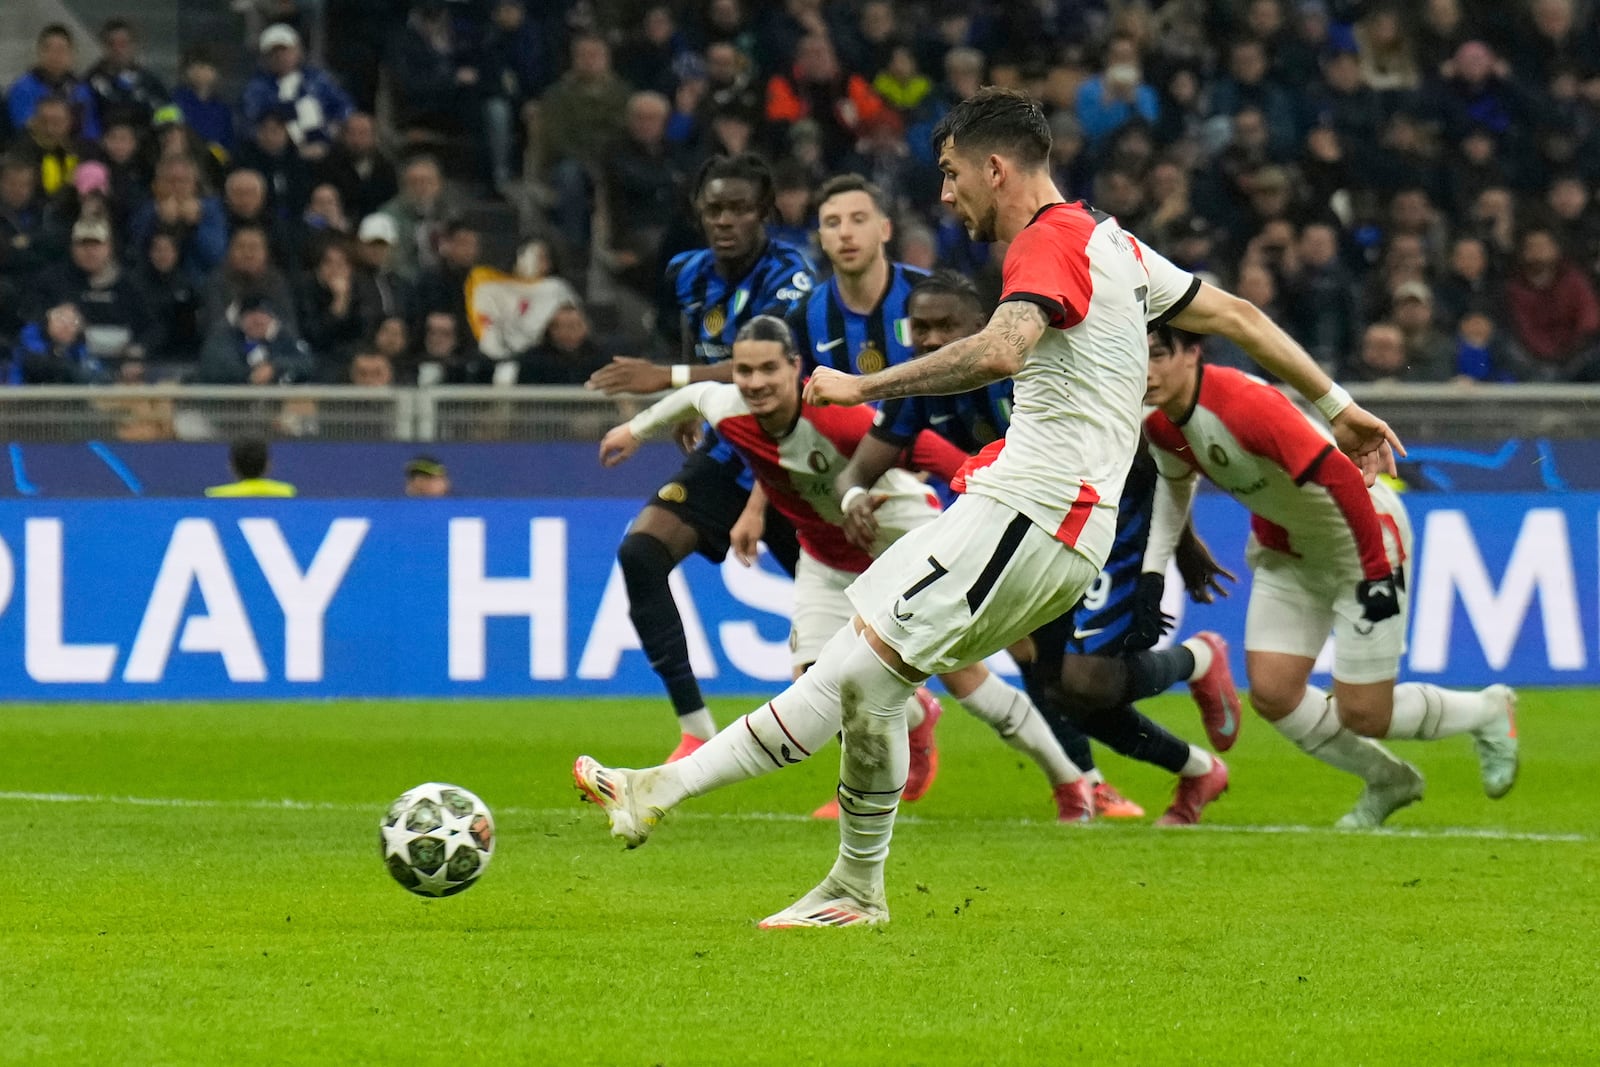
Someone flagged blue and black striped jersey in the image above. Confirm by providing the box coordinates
[790,262,928,380]
[661,240,817,364]
[869,382,1014,454]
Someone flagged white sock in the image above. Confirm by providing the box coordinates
[1387,683,1499,739]
[958,672,1082,785]
[905,690,927,731]
[1180,745,1214,777]
[678,708,716,741]
[1267,684,1410,785]
[1085,767,1105,785]
[828,633,916,903]
[1182,636,1214,680]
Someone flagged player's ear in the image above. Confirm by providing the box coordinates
[986,154,1004,185]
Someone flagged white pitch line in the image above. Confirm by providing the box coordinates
[0,791,1588,844]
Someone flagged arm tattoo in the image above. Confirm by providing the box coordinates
[857,302,1046,402]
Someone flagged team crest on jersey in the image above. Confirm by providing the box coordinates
[807,450,829,473]
[1208,444,1231,467]
[856,342,886,373]
[703,306,727,336]
[893,317,911,347]
[658,482,688,503]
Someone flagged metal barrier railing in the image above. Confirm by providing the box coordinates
[0,383,1596,443]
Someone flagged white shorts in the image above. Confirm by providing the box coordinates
[846,493,1101,675]
[789,551,859,668]
[1243,489,1414,685]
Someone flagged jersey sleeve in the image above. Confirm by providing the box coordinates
[868,396,924,446]
[656,253,693,351]
[1306,449,1393,581]
[1134,239,1201,328]
[1227,377,1338,483]
[627,382,726,438]
[753,250,817,318]
[1143,410,1200,479]
[999,216,1094,329]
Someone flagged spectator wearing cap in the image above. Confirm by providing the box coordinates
[354,213,413,320]
[202,224,299,335]
[234,111,313,219]
[85,19,169,133]
[405,455,450,497]
[1503,227,1600,380]
[1210,38,1298,161]
[205,437,296,497]
[1387,280,1456,382]
[297,240,381,376]
[128,154,228,284]
[517,304,613,384]
[16,96,91,197]
[135,229,203,365]
[377,155,457,282]
[172,49,235,158]
[36,217,153,363]
[414,220,483,338]
[313,112,397,222]
[1284,220,1358,372]
[56,161,124,247]
[7,25,100,140]
[241,24,353,161]
[9,302,104,385]
[1075,36,1159,149]
[195,293,313,385]
[765,34,894,168]
[150,104,227,190]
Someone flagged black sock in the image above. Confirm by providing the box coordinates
[617,532,704,718]
[1078,704,1190,775]
[1123,646,1196,704]
[1017,657,1097,774]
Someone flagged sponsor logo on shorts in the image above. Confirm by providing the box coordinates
[1072,626,1106,640]
[658,482,688,503]
[892,599,913,622]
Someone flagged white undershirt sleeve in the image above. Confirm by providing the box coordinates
[1143,469,1199,575]
[626,381,720,439]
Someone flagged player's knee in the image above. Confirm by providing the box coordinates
[1247,676,1305,720]
[617,532,674,589]
[1058,657,1125,712]
[1333,694,1390,738]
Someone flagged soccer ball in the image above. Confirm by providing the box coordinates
[380,782,495,897]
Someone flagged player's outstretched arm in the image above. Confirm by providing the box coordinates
[598,382,719,467]
[1142,470,1199,578]
[586,356,736,395]
[806,301,1046,407]
[1168,283,1404,480]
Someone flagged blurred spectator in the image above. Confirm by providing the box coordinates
[314,113,396,222]
[8,302,103,384]
[1353,6,1420,105]
[767,161,812,251]
[1426,41,1532,147]
[85,19,168,133]
[1284,220,1358,371]
[1074,35,1158,149]
[764,34,893,168]
[297,240,381,375]
[1514,0,1600,87]
[202,225,299,334]
[702,41,762,124]
[616,4,692,96]
[205,436,296,497]
[128,155,228,283]
[1047,113,1092,203]
[469,239,578,360]
[873,45,931,116]
[16,96,91,196]
[292,182,352,268]
[172,49,234,158]
[234,112,313,219]
[701,0,757,55]
[538,34,632,255]
[241,25,353,161]
[222,169,297,269]
[150,105,226,190]
[414,310,485,384]
[135,230,203,364]
[1348,321,1411,382]
[1502,227,1600,380]
[7,25,100,140]
[603,91,683,295]
[841,0,898,81]
[414,219,482,336]
[1544,174,1600,272]
[1387,281,1455,382]
[517,303,612,384]
[371,315,410,374]
[355,213,414,320]
[1304,47,1383,153]
[906,47,984,169]
[0,158,64,292]
[1453,309,1520,382]
[1434,234,1498,327]
[379,155,458,281]
[478,0,556,193]
[1210,38,1297,161]
[36,217,153,362]
[1414,0,1473,78]
[405,454,451,496]
[1272,0,1329,89]
[97,121,149,221]
[1469,185,1518,259]
[390,0,480,143]
[195,293,313,384]
[348,348,394,386]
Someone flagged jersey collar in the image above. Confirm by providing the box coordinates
[1174,363,1205,427]
[1025,201,1068,228]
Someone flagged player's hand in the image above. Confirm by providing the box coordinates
[1174,525,1236,604]
[804,366,866,407]
[1356,574,1401,624]
[598,424,640,467]
[842,492,888,552]
[586,357,670,396]
[1331,403,1405,486]
[1128,572,1173,650]
[671,418,703,453]
[730,508,765,567]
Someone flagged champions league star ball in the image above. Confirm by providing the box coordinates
[380,783,495,897]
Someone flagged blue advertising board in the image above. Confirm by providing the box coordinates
[0,493,1589,700]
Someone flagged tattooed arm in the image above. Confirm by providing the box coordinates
[805,301,1047,407]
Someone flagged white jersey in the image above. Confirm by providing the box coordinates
[958,202,1199,568]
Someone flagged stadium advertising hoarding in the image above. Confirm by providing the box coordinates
[0,493,1588,700]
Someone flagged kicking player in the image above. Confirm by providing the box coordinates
[584,154,816,762]
[596,316,1090,812]
[836,272,1236,825]
[1139,327,1518,827]
[576,88,1402,928]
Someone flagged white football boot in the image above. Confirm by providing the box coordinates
[572,756,664,848]
[758,876,889,929]
[1473,685,1520,800]
[1335,760,1425,830]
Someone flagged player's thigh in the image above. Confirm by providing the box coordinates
[1244,558,1332,717]
[626,504,701,561]
[848,494,1099,676]
[640,449,750,563]
[789,553,858,671]
[1329,579,1407,687]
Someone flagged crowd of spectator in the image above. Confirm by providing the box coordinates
[2,0,1599,391]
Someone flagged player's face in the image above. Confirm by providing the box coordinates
[817,190,890,277]
[699,177,765,262]
[1144,334,1200,411]
[938,139,999,243]
[731,339,798,419]
[908,292,984,355]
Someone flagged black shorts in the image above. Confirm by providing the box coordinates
[649,449,800,573]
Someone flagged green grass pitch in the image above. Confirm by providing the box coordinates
[2,690,1596,1065]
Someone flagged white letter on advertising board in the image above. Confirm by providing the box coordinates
[124,519,267,682]
[240,518,369,682]
[449,518,567,681]
[24,518,117,682]
[717,556,793,682]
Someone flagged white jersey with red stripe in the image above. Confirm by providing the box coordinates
[1144,365,1400,582]
[956,202,1201,568]
[627,381,965,573]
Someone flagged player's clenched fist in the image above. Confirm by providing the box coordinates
[598,424,641,467]
[804,366,865,407]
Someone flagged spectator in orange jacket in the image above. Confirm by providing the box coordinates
[764,34,894,167]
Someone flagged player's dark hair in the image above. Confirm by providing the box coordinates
[910,270,986,318]
[38,24,73,46]
[230,436,270,480]
[734,314,797,358]
[1155,324,1204,353]
[693,152,775,212]
[929,87,1051,169]
[814,173,890,218]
